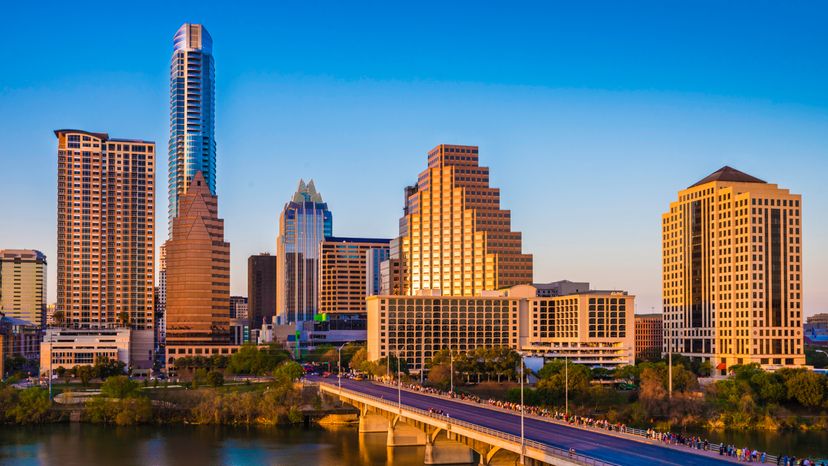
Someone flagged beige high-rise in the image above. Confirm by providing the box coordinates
[165,172,230,346]
[0,250,47,326]
[399,144,533,296]
[662,166,804,373]
[55,130,155,329]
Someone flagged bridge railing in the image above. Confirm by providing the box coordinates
[320,382,620,466]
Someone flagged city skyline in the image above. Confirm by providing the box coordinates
[1,3,827,316]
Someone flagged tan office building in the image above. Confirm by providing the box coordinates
[634,313,663,361]
[55,130,155,330]
[165,172,230,346]
[398,144,533,296]
[0,250,47,327]
[662,166,805,373]
[367,285,634,372]
[319,237,390,316]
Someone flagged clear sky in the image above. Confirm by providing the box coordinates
[1,1,826,315]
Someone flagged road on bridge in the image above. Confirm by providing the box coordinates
[315,376,734,466]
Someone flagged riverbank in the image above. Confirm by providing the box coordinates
[0,377,355,427]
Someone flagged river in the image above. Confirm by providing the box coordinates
[0,424,426,466]
[1,423,826,465]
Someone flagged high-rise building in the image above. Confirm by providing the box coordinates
[662,166,805,373]
[247,253,277,329]
[165,172,230,346]
[366,247,391,296]
[276,180,332,324]
[230,296,248,320]
[168,23,216,228]
[635,313,663,361]
[0,250,47,327]
[319,237,390,316]
[55,129,155,330]
[398,144,533,296]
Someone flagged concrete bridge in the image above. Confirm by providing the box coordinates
[318,381,614,466]
[314,377,738,466]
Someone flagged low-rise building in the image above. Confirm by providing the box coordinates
[40,328,131,375]
[634,313,663,361]
[0,313,41,367]
[366,284,635,373]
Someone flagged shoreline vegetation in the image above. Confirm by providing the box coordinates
[2,344,827,435]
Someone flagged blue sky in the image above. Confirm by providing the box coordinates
[1,1,826,314]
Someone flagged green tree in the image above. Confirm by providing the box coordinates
[273,360,304,383]
[349,347,368,371]
[75,365,94,386]
[427,363,452,390]
[207,370,224,387]
[785,370,825,407]
[8,387,51,424]
[100,375,140,399]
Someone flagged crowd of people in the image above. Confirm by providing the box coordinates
[376,379,826,465]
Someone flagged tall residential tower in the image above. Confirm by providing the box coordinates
[662,166,805,373]
[398,144,533,296]
[168,23,216,227]
[55,130,155,330]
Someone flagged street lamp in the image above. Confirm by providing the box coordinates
[337,342,355,394]
[565,352,569,416]
[449,347,454,394]
[517,351,526,465]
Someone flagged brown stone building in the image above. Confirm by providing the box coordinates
[165,172,230,346]
[398,144,533,296]
[55,129,155,330]
[634,313,663,361]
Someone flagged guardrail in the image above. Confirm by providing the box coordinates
[360,381,782,465]
[317,381,619,466]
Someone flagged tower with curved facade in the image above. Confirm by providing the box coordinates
[168,23,216,229]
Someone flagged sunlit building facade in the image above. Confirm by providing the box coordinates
[55,129,155,330]
[634,313,663,361]
[165,172,230,346]
[662,166,805,374]
[319,237,390,316]
[398,144,533,296]
[367,285,634,373]
[0,250,47,327]
[168,23,216,227]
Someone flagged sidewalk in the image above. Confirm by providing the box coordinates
[374,381,761,465]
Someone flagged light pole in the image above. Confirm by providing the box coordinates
[397,348,403,414]
[668,332,673,400]
[449,347,454,394]
[518,351,525,465]
[565,353,569,416]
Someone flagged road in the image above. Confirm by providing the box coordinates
[314,376,734,466]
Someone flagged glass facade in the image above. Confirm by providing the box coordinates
[168,24,216,229]
[276,180,333,324]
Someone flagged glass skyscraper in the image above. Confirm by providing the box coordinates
[168,23,216,228]
[276,180,333,324]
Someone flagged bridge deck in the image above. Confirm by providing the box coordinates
[315,377,736,466]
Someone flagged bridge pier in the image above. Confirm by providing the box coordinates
[387,417,427,446]
[358,411,389,433]
[418,426,473,464]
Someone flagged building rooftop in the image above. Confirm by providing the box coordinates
[689,166,767,188]
[324,236,391,244]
